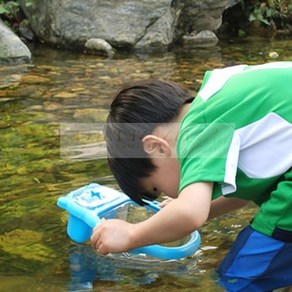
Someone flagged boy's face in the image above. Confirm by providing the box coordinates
[140,157,180,199]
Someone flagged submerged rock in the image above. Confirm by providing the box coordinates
[73,108,109,122]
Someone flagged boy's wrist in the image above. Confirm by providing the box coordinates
[128,222,152,250]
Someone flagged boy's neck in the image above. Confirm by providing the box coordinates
[177,103,192,123]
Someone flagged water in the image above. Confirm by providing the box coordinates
[0,35,291,291]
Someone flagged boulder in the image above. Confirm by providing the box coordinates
[0,19,31,64]
[30,0,178,51]
[28,0,242,52]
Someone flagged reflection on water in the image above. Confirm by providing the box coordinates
[68,244,201,290]
[60,123,106,160]
[0,36,291,291]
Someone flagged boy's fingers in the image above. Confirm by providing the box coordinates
[90,236,98,249]
[91,218,107,249]
[93,218,106,231]
[159,197,173,208]
[90,229,100,247]
[98,245,108,255]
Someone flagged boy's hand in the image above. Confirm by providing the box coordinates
[90,218,134,255]
[91,182,213,255]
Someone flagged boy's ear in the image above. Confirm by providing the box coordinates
[142,135,171,157]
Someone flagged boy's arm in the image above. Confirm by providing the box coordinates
[133,182,212,244]
[91,182,212,254]
[159,195,250,220]
[208,196,250,220]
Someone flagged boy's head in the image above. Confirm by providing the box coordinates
[104,79,192,205]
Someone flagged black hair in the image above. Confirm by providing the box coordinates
[104,79,193,205]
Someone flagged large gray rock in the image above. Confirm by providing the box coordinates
[28,0,241,52]
[30,0,178,51]
[178,0,231,35]
[0,19,31,64]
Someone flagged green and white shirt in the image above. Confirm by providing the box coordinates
[177,62,292,237]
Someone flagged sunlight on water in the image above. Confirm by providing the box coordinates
[0,36,291,291]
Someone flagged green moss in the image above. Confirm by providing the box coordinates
[0,229,56,262]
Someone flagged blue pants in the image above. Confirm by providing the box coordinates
[216,226,292,292]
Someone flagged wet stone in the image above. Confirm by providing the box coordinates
[73,108,108,122]
[21,75,50,84]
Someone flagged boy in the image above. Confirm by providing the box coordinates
[91,62,292,289]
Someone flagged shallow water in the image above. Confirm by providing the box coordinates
[0,35,291,291]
